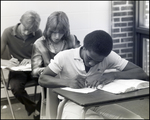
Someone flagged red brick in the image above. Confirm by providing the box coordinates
[113,1,126,5]
[113,12,127,16]
[114,18,120,22]
[113,43,127,48]
[113,39,120,43]
[121,48,133,53]
[121,27,133,32]
[114,23,127,27]
[122,17,133,21]
[121,38,133,42]
[112,33,127,38]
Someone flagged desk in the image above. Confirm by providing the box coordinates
[1,65,38,119]
[53,88,149,107]
[53,88,149,118]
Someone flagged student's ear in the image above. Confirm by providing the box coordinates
[82,46,86,50]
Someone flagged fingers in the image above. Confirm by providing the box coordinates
[76,78,86,88]
[20,59,30,65]
[10,58,20,66]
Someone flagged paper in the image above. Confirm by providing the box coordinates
[61,87,96,93]
[1,64,31,71]
[61,79,149,94]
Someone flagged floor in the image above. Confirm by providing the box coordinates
[1,95,149,119]
[1,94,40,119]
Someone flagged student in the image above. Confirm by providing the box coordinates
[39,30,148,119]
[31,11,80,118]
[1,10,42,119]
[31,11,80,77]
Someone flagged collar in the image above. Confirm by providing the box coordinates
[11,23,35,37]
[73,46,83,61]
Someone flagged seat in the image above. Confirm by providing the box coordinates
[1,68,39,119]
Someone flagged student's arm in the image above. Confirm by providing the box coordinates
[1,29,19,66]
[31,44,45,77]
[115,61,148,80]
[86,61,149,88]
[39,66,85,88]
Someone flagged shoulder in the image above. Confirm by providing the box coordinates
[2,26,14,35]
[57,48,76,57]
[107,51,119,58]
[67,34,80,48]
[35,29,42,37]
[34,36,45,44]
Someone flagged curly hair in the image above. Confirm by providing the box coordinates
[43,11,70,42]
[83,30,113,56]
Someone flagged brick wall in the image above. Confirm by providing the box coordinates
[111,1,134,62]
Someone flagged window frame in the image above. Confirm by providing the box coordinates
[133,1,149,68]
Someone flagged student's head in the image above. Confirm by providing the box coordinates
[82,30,113,67]
[43,11,70,43]
[20,10,41,36]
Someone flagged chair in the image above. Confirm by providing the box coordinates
[40,87,59,119]
[40,87,68,119]
[1,68,39,119]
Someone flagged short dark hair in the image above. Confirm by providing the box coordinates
[83,30,113,56]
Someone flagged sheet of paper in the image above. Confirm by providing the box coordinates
[1,64,31,71]
[61,87,96,93]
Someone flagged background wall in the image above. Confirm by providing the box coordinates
[1,1,111,98]
[111,1,134,62]
[1,1,111,45]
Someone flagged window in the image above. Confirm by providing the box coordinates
[134,1,149,75]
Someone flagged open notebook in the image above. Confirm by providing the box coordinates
[97,79,149,94]
[1,64,31,71]
[61,79,149,94]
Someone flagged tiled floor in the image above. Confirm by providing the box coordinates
[1,95,40,119]
[1,96,149,119]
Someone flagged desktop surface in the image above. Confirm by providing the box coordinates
[53,88,149,107]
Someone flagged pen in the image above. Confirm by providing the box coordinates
[11,55,14,58]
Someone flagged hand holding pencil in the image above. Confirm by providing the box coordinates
[9,55,20,66]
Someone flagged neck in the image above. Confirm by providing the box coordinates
[80,47,90,72]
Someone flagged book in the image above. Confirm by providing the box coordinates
[97,79,149,94]
[61,79,149,94]
[1,64,31,71]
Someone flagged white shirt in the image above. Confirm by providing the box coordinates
[48,47,128,80]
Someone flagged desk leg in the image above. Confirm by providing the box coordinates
[82,106,90,119]
[1,69,16,119]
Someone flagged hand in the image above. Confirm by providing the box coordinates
[69,76,86,89]
[86,72,116,88]
[86,73,103,88]
[9,58,20,67]
[20,59,31,65]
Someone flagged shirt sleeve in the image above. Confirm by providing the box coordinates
[48,51,64,74]
[105,51,128,71]
[31,43,45,77]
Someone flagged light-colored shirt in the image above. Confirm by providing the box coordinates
[48,47,128,80]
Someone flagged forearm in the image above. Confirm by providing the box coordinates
[115,68,148,80]
[32,67,45,77]
[39,74,70,88]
